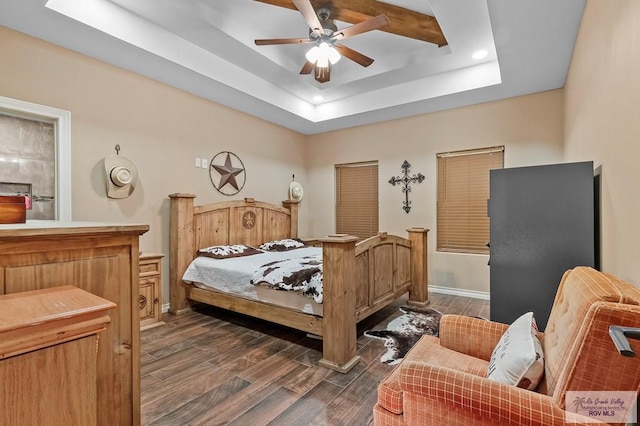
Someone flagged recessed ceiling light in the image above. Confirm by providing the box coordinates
[472,50,488,60]
[313,95,324,102]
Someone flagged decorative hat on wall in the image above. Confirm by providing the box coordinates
[104,154,139,199]
[289,180,304,201]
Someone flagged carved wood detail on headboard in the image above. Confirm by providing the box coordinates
[191,198,295,249]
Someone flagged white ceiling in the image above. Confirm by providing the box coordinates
[0,0,586,135]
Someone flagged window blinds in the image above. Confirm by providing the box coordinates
[335,161,379,240]
[437,147,504,253]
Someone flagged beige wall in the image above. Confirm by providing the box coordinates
[564,0,640,284]
[8,16,615,300]
[307,91,565,294]
[0,27,308,302]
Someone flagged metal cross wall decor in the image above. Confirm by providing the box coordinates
[388,160,425,213]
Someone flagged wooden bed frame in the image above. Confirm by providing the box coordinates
[169,193,429,373]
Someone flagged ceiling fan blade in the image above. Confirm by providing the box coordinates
[292,0,324,36]
[255,38,313,45]
[332,14,390,41]
[333,44,374,67]
[314,64,331,83]
[300,61,314,74]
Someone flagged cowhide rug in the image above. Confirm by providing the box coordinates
[364,306,443,365]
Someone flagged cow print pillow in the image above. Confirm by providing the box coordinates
[259,238,306,252]
[197,244,263,259]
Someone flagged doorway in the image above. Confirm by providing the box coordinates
[0,115,55,219]
[0,96,71,221]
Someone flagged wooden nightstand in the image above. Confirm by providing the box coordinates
[139,253,165,330]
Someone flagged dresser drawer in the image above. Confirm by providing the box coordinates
[139,261,159,275]
[138,253,165,330]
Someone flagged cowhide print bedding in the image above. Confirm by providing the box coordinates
[184,246,325,304]
[250,251,323,303]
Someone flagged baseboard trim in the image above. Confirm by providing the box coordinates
[162,303,170,314]
[429,285,490,301]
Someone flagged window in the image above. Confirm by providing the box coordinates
[437,146,504,254]
[335,161,379,239]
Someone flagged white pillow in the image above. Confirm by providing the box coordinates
[486,312,545,390]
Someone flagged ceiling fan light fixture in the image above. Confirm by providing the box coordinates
[317,42,331,67]
[307,42,340,69]
[327,45,341,65]
[317,55,329,68]
[305,45,319,63]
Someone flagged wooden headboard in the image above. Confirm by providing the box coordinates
[168,193,299,313]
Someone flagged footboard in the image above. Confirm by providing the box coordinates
[318,228,428,373]
[354,229,429,321]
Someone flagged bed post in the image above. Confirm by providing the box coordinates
[169,193,196,315]
[407,228,429,307]
[281,200,299,238]
[318,234,361,373]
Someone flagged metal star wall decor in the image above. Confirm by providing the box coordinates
[209,151,246,195]
[388,160,425,213]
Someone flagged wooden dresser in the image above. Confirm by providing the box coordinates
[139,253,165,330]
[0,286,115,425]
[0,221,149,426]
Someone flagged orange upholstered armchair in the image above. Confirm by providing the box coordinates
[374,267,640,425]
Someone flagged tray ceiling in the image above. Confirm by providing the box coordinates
[0,0,586,134]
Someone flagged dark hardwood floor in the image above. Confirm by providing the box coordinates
[141,293,489,425]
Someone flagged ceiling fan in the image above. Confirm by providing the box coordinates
[254,0,390,83]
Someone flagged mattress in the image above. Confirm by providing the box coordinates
[183,247,323,316]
